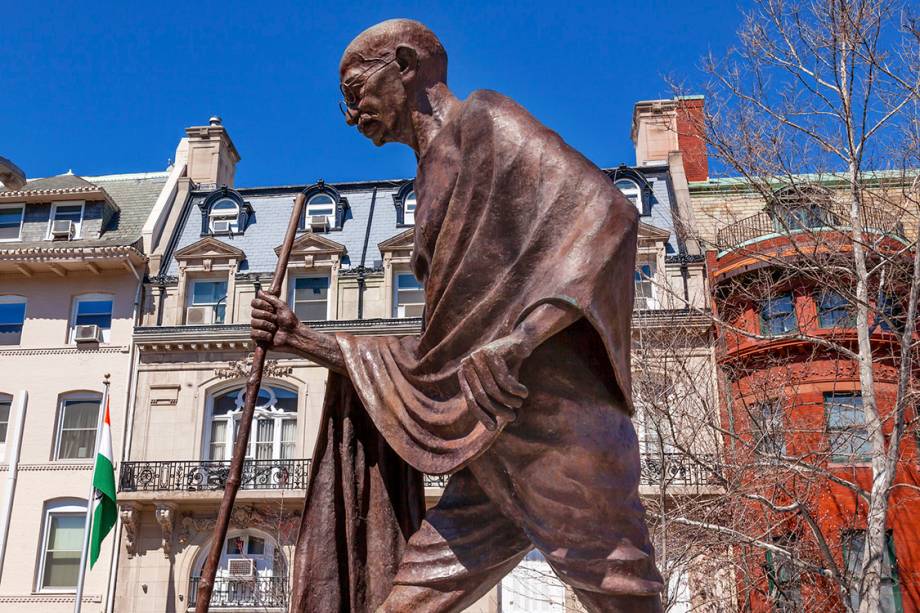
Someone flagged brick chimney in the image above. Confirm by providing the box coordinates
[631,96,708,182]
[185,116,240,187]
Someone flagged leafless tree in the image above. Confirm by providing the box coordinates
[660,0,920,610]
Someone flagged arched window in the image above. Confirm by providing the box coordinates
[403,191,417,225]
[70,293,113,344]
[615,179,642,211]
[37,498,87,592]
[0,295,26,346]
[54,391,102,460]
[207,385,297,461]
[209,198,241,234]
[190,529,286,609]
[306,194,336,227]
[770,184,832,232]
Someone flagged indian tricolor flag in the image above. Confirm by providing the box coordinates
[90,397,117,568]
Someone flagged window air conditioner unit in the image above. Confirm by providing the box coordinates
[227,558,255,578]
[185,306,214,325]
[74,324,102,343]
[51,219,74,239]
[212,219,232,234]
[309,215,330,232]
[398,304,425,318]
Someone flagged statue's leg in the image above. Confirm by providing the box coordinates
[378,468,531,613]
[571,588,664,613]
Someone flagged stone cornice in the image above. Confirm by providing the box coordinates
[0,346,128,357]
[0,463,94,472]
[0,243,145,264]
[0,594,102,604]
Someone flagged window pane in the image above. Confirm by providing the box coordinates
[53,205,83,222]
[281,419,296,459]
[248,536,265,555]
[254,419,273,460]
[0,398,9,443]
[273,388,297,413]
[762,294,796,334]
[59,399,99,459]
[210,420,228,460]
[226,537,244,555]
[43,514,83,589]
[294,277,329,299]
[211,199,238,213]
[0,301,25,345]
[62,400,99,428]
[294,302,328,321]
[75,300,112,329]
[0,207,23,240]
[213,392,237,416]
[193,282,227,305]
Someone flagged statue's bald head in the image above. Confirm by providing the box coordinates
[340,19,447,84]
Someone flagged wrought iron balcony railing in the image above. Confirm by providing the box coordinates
[119,458,311,493]
[716,205,904,250]
[640,452,719,487]
[119,455,714,494]
[188,575,287,608]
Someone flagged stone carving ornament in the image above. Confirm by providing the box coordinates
[249,19,663,613]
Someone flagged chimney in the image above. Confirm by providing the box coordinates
[184,116,240,187]
[631,96,708,182]
[0,156,26,190]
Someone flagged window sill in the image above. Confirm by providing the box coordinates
[827,461,872,468]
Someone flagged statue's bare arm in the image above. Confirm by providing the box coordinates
[250,293,579,428]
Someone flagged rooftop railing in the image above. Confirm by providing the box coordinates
[716,204,904,250]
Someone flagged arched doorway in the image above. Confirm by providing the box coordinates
[190,529,287,609]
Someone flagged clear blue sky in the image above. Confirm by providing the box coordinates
[1,1,750,187]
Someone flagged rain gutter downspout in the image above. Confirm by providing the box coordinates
[0,390,27,579]
[357,187,378,320]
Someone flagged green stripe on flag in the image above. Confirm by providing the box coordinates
[90,452,117,568]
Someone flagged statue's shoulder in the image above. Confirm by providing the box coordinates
[462,90,531,122]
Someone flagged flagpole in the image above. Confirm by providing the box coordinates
[74,374,110,613]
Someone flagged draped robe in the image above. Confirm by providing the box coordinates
[289,90,656,612]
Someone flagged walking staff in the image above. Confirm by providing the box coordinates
[195,193,307,613]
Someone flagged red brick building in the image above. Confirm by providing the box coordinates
[702,184,920,612]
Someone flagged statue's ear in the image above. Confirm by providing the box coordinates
[395,45,418,82]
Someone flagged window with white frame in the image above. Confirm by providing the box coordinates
[48,203,84,239]
[634,261,657,309]
[825,393,871,463]
[0,205,24,241]
[393,272,424,318]
[38,500,86,591]
[291,276,329,321]
[188,280,228,325]
[54,393,101,460]
[0,295,26,345]
[190,530,284,608]
[208,386,297,461]
[70,294,113,343]
[404,191,417,225]
[615,179,642,212]
[306,194,336,226]
[0,393,10,445]
[209,198,241,234]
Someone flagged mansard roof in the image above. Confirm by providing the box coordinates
[161,163,686,277]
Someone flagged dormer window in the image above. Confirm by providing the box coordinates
[198,189,250,237]
[209,198,241,234]
[615,180,642,212]
[48,203,84,240]
[306,194,336,230]
[404,191,417,225]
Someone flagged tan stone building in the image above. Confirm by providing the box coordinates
[0,164,178,612]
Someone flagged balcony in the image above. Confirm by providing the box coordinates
[119,458,311,494]
[188,575,286,609]
[639,452,720,491]
[716,204,903,251]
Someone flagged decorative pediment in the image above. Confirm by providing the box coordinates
[638,222,671,242]
[378,228,415,252]
[275,232,346,258]
[174,237,245,261]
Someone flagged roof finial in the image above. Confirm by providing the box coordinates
[209,116,222,127]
